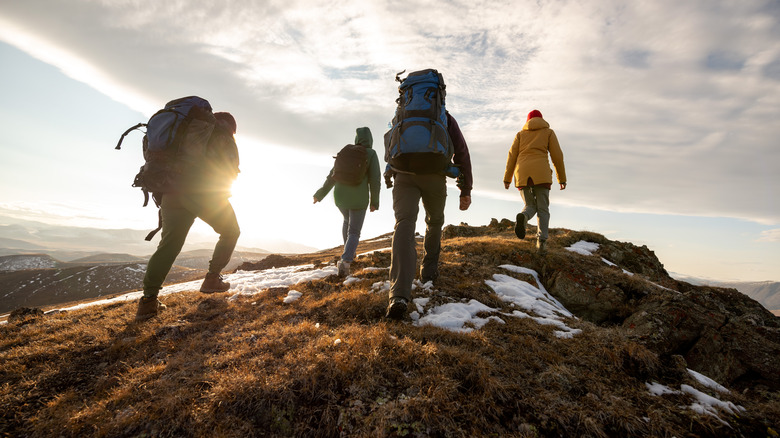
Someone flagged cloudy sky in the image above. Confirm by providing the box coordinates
[0,0,778,281]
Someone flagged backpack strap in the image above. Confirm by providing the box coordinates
[115,123,146,150]
[143,193,164,241]
[144,208,163,241]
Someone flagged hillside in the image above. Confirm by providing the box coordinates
[1,220,778,437]
[0,250,269,314]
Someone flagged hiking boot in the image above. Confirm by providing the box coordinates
[337,260,351,278]
[200,272,230,293]
[135,296,166,321]
[514,213,526,239]
[385,297,408,320]
[537,238,547,253]
[420,267,439,285]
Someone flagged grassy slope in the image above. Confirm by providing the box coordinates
[1,229,778,437]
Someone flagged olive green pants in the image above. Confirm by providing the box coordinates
[142,193,240,298]
[389,173,447,302]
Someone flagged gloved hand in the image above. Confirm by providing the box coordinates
[384,171,395,188]
[456,174,467,190]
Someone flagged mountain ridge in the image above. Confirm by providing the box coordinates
[1,220,778,436]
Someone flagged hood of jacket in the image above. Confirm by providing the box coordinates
[523,117,550,131]
[355,127,373,148]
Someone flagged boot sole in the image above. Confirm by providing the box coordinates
[200,287,230,293]
[514,213,526,239]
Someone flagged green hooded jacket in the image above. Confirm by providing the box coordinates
[314,127,381,210]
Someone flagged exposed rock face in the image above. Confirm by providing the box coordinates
[536,229,780,391]
[623,285,780,390]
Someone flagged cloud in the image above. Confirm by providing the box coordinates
[757,229,780,243]
[0,0,779,227]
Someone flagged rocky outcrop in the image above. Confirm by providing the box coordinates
[623,285,780,390]
[534,229,780,391]
[235,254,305,271]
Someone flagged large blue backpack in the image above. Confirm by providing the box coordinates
[384,69,457,176]
[115,96,216,239]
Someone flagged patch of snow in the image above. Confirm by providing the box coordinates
[687,369,730,394]
[343,276,361,286]
[0,255,57,272]
[360,266,389,272]
[227,265,337,300]
[357,247,391,257]
[283,290,303,303]
[646,382,679,397]
[416,299,504,333]
[646,380,745,426]
[566,241,600,256]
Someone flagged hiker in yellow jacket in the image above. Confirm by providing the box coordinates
[503,110,566,252]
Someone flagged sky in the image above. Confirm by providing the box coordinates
[17,239,745,425]
[0,0,778,281]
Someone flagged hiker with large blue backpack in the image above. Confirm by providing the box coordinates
[115,96,241,321]
[382,69,473,320]
[313,127,382,277]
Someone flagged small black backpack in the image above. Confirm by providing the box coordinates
[332,144,368,185]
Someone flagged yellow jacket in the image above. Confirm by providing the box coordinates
[503,117,566,187]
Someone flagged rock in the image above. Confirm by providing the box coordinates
[8,307,44,324]
[623,285,780,390]
[236,254,304,271]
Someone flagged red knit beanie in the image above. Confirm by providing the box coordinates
[214,112,237,134]
[527,109,543,121]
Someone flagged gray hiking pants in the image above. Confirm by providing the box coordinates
[143,192,240,298]
[390,173,447,302]
[520,186,550,240]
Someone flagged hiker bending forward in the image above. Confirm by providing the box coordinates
[386,112,473,319]
[503,109,566,252]
[313,127,381,277]
[136,112,241,321]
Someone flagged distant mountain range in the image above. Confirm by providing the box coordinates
[0,214,315,260]
[670,273,780,316]
[0,215,324,314]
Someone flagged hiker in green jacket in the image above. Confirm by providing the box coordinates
[313,127,381,277]
[135,112,241,321]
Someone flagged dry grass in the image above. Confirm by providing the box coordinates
[1,230,778,437]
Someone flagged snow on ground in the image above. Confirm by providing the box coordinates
[415,300,505,333]
[356,247,391,257]
[44,264,337,314]
[7,255,583,339]
[646,373,745,426]
[0,255,57,272]
[226,264,337,300]
[28,257,581,340]
[486,265,581,338]
[283,290,303,304]
[688,369,730,394]
[566,241,600,256]
[566,240,677,292]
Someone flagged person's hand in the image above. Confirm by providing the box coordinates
[459,196,471,211]
[503,181,510,190]
[560,182,567,190]
[370,206,377,212]
[313,197,320,204]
